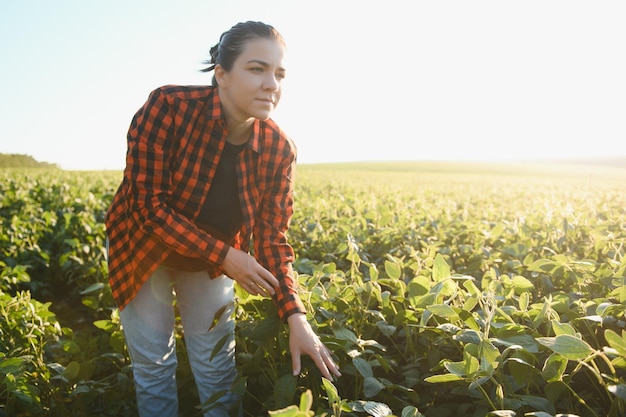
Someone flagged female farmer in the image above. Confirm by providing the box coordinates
[105,21,340,417]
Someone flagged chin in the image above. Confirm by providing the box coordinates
[253,111,273,121]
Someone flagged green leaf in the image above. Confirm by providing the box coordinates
[463,279,482,297]
[605,329,626,356]
[110,330,126,354]
[363,376,385,398]
[432,254,450,282]
[363,400,393,417]
[462,294,479,312]
[427,304,459,321]
[536,334,594,360]
[610,285,626,303]
[368,264,379,281]
[455,329,482,345]
[350,400,392,416]
[267,405,300,417]
[79,282,105,295]
[273,374,297,409]
[510,275,534,294]
[541,353,567,382]
[93,319,115,332]
[332,327,358,344]
[62,361,80,381]
[401,406,425,417]
[411,293,437,309]
[0,356,26,374]
[438,323,461,335]
[493,332,540,353]
[527,259,558,274]
[353,357,373,378]
[486,411,516,417]
[464,350,480,375]
[384,260,401,280]
[517,395,554,414]
[376,321,396,337]
[551,319,577,336]
[424,373,464,383]
[479,340,500,374]
[321,378,339,404]
[408,277,429,297]
[519,291,529,311]
[444,360,467,376]
[298,388,314,413]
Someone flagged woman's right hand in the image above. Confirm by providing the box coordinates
[222,247,279,296]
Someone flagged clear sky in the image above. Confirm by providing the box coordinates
[1,0,625,170]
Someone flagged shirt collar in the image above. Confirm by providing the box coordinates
[212,87,262,154]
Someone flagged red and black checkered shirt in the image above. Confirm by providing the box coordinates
[105,85,305,320]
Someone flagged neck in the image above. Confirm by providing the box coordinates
[225,118,254,145]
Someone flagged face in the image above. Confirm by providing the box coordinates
[215,37,286,123]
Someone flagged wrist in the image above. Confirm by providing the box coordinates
[287,312,306,326]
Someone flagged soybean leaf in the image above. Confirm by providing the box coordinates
[363,376,385,398]
[537,334,593,360]
[432,254,450,282]
[551,319,577,336]
[444,360,467,376]
[542,353,567,382]
[321,377,339,404]
[511,275,534,294]
[363,400,393,417]
[353,357,373,378]
[427,304,459,321]
[486,411,516,417]
[605,329,626,356]
[424,374,464,383]
[384,260,402,280]
[273,374,297,409]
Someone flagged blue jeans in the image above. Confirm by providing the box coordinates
[119,267,241,417]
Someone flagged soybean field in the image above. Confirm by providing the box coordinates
[1,161,625,417]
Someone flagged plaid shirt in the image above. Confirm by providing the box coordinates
[105,85,305,320]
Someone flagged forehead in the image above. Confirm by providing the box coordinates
[237,37,287,69]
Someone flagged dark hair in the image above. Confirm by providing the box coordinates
[201,21,286,86]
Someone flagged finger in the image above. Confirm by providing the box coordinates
[254,277,276,296]
[291,350,302,377]
[307,348,333,381]
[316,347,341,380]
[245,279,273,297]
[324,350,342,377]
[256,265,279,288]
[245,282,257,295]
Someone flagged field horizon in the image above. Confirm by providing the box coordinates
[54,157,626,179]
[297,158,626,181]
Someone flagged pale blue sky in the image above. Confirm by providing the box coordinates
[1,0,625,170]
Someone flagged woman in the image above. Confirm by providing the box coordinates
[105,21,340,417]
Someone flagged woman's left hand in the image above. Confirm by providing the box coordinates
[287,313,341,381]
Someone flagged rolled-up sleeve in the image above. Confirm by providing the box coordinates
[254,149,305,320]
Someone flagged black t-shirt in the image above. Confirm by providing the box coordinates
[163,141,246,270]
[196,141,245,236]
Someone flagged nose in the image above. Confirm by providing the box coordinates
[263,74,280,91]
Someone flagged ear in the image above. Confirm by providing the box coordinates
[214,64,227,88]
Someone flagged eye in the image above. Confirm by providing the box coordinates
[276,72,286,80]
[250,66,263,73]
